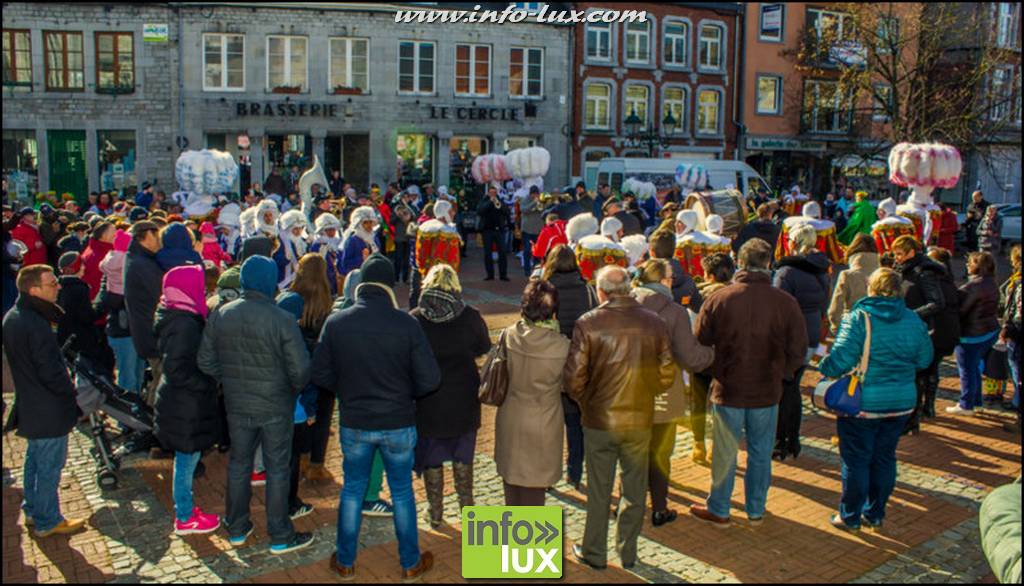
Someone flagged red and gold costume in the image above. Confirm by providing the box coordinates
[897,202,941,246]
[674,231,731,282]
[775,217,846,264]
[575,234,628,283]
[415,219,462,277]
[871,217,917,253]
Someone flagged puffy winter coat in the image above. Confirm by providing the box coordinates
[532,220,568,261]
[958,275,1001,338]
[80,239,113,301]
[819,296,933,414]
[124,240,165,359]
[56,275,114,374]
[898,253,960,354]
[773,251,832,348]
[546,270,597,338]
[828,252,880,333]
[10,220,47,267]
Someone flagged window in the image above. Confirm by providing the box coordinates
[510,47,543,98]
[664,21,688,67]
[449,137,489,191]
[399,40,435,94]
[662,86,688,133]
[625,21,651,64]
[873,83,893,122]
[329,37,369,93]
[996,3,1020,48]
[625,84,649,126]
[396,133,433,185]
[203,34,245,91]
[586,21,612,62]
[990,66,1014,121]
[97,130,137,193]
[267,36,307,91]
[876,17,899,55]
[514,2,544,14]
[2,130,39,206]
[585,83,611,130]
[756,75,782,115]
[802,79,850,133]
[96,32,134,92]
[44,31,84,91]
[504,136,537,152]
[2,30,31,86]
[759,4,785,42]
[455,44,490,96]
[699,24,724,70]
[808,8,854,42]
[697,89,722,134]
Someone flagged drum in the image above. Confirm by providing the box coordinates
[575,236,627,283]
[415,221,462,277]
[684,189,749,239]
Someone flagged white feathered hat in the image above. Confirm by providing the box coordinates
[878,198,897,218]
[218,202,241,229]
[706,214,725,235]
[349,205,379,227]
[802,201,822,220]
[600,216,624,241]
[279,209,308,232]
[620,234,648,267]
[676,210,699,231]
[567,213,599,245]
[255,199,280,235]
[434,199,453,221]
[314,213,341,234]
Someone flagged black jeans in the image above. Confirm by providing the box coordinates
[562,395,584,485]
[907,353,943,432]
[226,412,295,546]
[777,365,808,451]
[648,422,676,513]
[310,390,336,464]
[289,422,312,508]
[409,269,423,310]
[481,229,508,279]
[394,241,411,284]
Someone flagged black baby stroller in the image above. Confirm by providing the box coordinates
[64,338,156,490]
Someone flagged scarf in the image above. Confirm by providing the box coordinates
[315,234,342,253]
[641,282,673,300]
[525,318,561,334]
[418,288,466,323]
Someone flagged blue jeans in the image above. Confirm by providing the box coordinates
[1008,341,1020,409]
[225,413,294,546]
[336,426,419,570]
[707,404,778,519]
[109,335,146,394]
[174,451,202,522]
[955,334,998,409]
[836,415,909,527]
[22,435,69,533]
[521,232,538,276]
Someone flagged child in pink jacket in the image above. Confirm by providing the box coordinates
[199,222,232,269]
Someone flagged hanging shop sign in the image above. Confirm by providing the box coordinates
[235,102,340,117]
[428,105,521,122]
[143,24,169,43]
[746,137,826,152]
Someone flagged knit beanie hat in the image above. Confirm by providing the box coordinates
[360,253,395,288]
[59,251,83,274]
[240,255,278,298]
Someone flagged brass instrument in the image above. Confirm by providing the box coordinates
[298,155,329,220]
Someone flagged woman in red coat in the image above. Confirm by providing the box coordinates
[9,209,48,267]
[938,204,959,253]
[80,222,116,300]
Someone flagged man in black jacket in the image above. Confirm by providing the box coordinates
[964,191,990,252]
[312,254,440,582]
[198,255,313,554]
[3,264,86,537]
[893,235,958,435]
[476,186,510,281]
[56,252,114,375]
[734,204,781,255]
[123,221,164,405]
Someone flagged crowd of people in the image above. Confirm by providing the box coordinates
[1,173,1021,580]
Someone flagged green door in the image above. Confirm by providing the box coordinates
[47,130,88,206]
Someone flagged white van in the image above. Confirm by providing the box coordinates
[595,158,771,197]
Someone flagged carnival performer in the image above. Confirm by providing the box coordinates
[254,198,280,238]
[309,213,345,297]
[415,199,462,279]
[600,216,624,243]
[340,206,380,277]
[704,215,733,251]
[898,196,942,246]
[238,207,259,240]
[673,210,724,281]
[837,191,878,246]
[275,210,310,289]
[776,202,844,264]
[574,233,628,284]
[872,198,917,254]
[217,202,243,258]
[566,213,599,249]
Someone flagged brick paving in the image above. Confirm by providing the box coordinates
[3,244,1020,584]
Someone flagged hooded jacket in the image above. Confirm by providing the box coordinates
[198,256,311,417]
[57,274,114,374]
[532,220,568,261]
[10,217,47,267]
[897,253,960,354]
[124,239,166,359]
[820,296,933,413]
[666,257,702,311]
[81,238,113,301]
[156,223,202,272]
[153,266,220,454]
[773,251,832,348]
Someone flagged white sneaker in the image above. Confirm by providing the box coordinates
[945,405,973,415]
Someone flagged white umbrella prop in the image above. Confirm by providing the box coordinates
[471,154,512,192]
[506,147,550,198]
[174,149,239,219]
[675,163,709,196]
[622,178,657,201]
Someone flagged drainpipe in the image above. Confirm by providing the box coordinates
[567,21,575,185]
[732,5,746,163]
[177,4,186,154]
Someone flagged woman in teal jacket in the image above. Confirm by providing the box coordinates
[819,268,933,531]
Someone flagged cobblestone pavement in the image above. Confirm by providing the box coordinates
[3,245,1020,584]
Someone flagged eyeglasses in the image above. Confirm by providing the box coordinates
[39,279,60,289]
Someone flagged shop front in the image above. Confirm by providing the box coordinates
[2,129,39,208]
[744,136,828,196]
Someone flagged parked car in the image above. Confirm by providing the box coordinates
[956,203,1021,247]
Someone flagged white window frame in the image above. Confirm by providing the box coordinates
[872,83,893,122]
[624,83,650,127]
[1015,68,1022,125]
[398,40,436,95]
[203,33,246,92]
[509,46,544,99]
[625,20,652,65]
[513,2,545,15]
[876,17,899,56]
[990,65,1015,121]
[454,43,491,97]
[803,79,850,134]
[698,22,726,73]
[585,20,613,64]
[662,18,690,69]
[265,35,308,91]
[996,2,1020,48]
[660,83,689,135]
[756,74,783,115]
[584,81,612,130]
[328,37,369,93]
[696,86,724,135]
[759,4,785,43]
[808,8,853,43]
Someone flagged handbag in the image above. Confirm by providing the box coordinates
[812,312,871,417]
[478,328,510,407]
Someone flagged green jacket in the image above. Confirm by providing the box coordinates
[980,479,1021,584]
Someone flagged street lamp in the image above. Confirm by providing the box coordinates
[623,107,677,157]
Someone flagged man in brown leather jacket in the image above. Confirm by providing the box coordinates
[563,265,676,570]
[690,238,807,528]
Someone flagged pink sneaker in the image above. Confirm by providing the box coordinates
[251,471,267,487]
[174,507,221,535]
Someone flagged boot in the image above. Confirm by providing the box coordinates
[691,443,710,466]
[923,385,937,420]
[299,453,311,480]
[452,461,475,509]
[422,467,445,529]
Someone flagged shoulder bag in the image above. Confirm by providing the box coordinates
[478,328,510,407]
[812,312,870,417]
